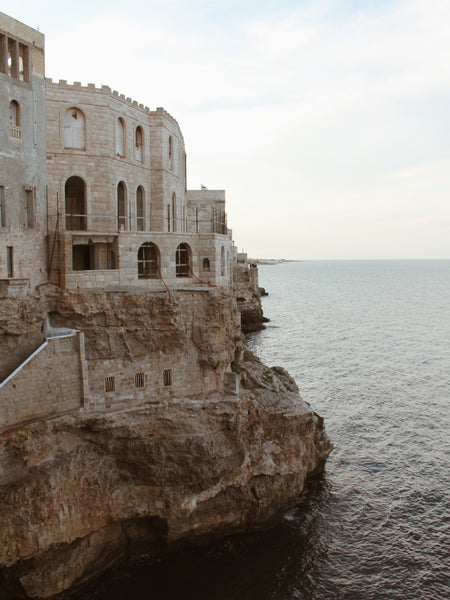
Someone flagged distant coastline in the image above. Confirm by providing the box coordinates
[249,258,301,265]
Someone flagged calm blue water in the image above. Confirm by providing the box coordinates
[70,260,450,600]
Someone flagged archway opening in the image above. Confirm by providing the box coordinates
[138,242,160,279]
[176,243,191,278]
[117,181,127,230]
[65,176,86,231]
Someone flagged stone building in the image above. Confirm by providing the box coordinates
[0,11,238,425]
[0,10,233,299]
[0,11,47,294]
[46,81,232,291]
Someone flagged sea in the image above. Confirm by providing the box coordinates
[69,260,450,600]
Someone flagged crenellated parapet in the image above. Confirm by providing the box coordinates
[46,78,151,115]
[45,79,185,135]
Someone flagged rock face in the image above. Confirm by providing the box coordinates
[0,369,330,599]
[0,286,331,599]
[233,263,269,333]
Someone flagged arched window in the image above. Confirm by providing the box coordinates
[117,181,127,230]
[172,193,176,233]
[203,258,210,272]
[9,100,20,126]
[64,108,86,150]
[9,100,21,139]
[65,176,86,231]
[135,126,143,162]
[116,117,125,157]
[176,243,191,278]
[226,250,229,276]
[221,246,225,277]
[168,135,173,169]
[136,186,145,231]
[138,242,159,279]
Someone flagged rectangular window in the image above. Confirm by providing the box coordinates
[0,186,5,227]
[6,246,13,278]
[163,369,172,387]
[105,376,115,393]
[24,188,33,228]
[72,244,93,271]
[7,38,13,77]
[135,372,145,389]
[0,35,7,75]
[7,38,18,79]
[136,190,144,232]
[18,44,29,82]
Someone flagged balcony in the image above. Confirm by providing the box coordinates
[49,214,229,236]
[9,125,22,140]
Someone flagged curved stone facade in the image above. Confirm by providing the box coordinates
[46,80,232,291]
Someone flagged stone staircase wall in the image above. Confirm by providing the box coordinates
[0,333,84,427]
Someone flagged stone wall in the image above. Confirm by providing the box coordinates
[55,230,233,290]
[46,82,186,239]
[49,288,239,411]
[45,81,233,292]
[233,262,267,332]
[0,11,47,291]
[0,285,241,426]
[0,333,84,427]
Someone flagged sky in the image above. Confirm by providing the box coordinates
[3,0,450,259]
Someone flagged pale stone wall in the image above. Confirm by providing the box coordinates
[46,81,154,239]
[149,107,186,233]
[45,82,233,290]
[0,12,237,429]
[0,12,47,292]
[84,350,205,410]
[52,229,232,290]
[235,263,258,293]
[0,333,83,426]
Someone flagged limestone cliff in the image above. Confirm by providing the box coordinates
[233,263,268,333]
[0,287,331,599]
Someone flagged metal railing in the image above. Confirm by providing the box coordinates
[51,214,229,236]
[9,125,22,140]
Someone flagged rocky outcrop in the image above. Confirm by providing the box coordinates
[0,284,331,599]
[233,264,268,333]
[0,359,330,599]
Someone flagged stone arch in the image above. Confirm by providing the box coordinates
[203,257,210,272]
[63,107,86,149]
[136,186,145,231]
[176,243,192,278]
[172,193,177,233]
[168,135,173,169]
[65,176,86,231]
[117,181,128,230]
[138,242,160,279]
[116,117,126,157]
[9,100,20,126]
[135,126,143,162]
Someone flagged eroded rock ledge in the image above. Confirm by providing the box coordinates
[0,279,331,599]
[0,355,331,599]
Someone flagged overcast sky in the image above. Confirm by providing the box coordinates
[4,0,450,259]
